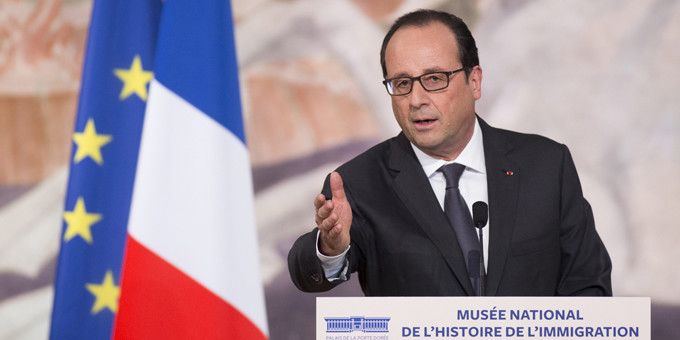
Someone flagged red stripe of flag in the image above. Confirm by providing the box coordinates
[113,236,267,339]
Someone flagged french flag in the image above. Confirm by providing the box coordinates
[113,1,268,338]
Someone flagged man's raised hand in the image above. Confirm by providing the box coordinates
[314,172,352,256]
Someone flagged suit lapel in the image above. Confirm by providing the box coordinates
[479,118,520,296]
[388,134,475,296]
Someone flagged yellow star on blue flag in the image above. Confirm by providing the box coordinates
[72,118,112,165]
[114,55,154,101]
[86,271,120,314]
[63,197,102,244]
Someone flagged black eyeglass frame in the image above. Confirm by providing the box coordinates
[382,67,466,96]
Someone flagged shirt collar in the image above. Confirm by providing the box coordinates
[411,117,486,178]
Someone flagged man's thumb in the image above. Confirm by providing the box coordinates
[330,171,346,200]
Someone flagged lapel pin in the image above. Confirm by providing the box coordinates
[504,169,514,176]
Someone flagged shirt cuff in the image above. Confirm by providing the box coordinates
[316,230,350,281]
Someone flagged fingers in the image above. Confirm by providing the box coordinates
[314,171,344,226]
[313,194,326,210]
[323,222,343,238]
[314,194,334,226]
[315,199,340,233]
[315,171,350,238]
[318,213,339,233]
[315,172,352,256]
[318,222,346,256]
[330,171,346,200]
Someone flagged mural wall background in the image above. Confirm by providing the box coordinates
[1,0,678,339]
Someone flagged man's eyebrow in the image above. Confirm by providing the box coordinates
[388,67,450,79]
[387,72,411,79]
[422,67,448,74]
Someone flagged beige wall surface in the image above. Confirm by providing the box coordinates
[0,0,678,339]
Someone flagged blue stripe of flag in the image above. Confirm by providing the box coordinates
[49,0,161,338]
[153,0,246,142]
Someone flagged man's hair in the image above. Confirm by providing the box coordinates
[380,9,479,78]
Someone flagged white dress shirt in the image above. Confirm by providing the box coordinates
[318,118,490,279]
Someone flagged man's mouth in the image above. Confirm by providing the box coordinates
[414,118,436,124]
[413,118,438,129]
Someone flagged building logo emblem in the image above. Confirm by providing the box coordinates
[324,316,390,333]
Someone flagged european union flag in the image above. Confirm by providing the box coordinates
[50,0,162,338]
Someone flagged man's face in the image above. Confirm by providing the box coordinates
[384,22,482,160]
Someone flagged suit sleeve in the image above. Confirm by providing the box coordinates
[556,145,613,296]
[287,227,349,292]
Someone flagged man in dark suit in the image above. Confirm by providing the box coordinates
[288,9,612,296]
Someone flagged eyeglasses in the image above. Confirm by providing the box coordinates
[382,67,465,96]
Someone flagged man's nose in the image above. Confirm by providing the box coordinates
[409,80,430,109]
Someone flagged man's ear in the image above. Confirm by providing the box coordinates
[469,65,483,100]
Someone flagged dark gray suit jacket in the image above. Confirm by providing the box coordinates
[288,118,612,296]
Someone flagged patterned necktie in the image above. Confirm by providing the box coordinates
[439,163,483,295]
